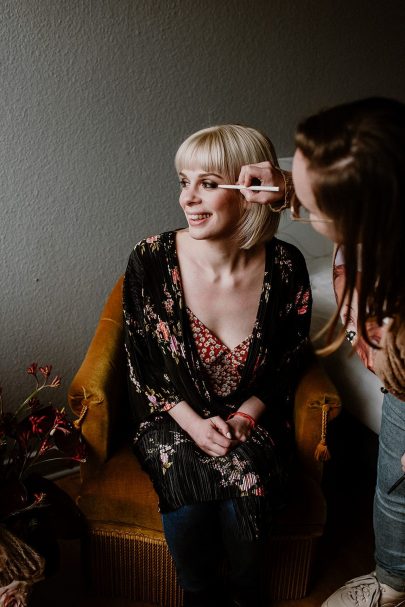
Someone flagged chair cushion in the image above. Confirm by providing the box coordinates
[78,445,326,538]
[79,445,162,531]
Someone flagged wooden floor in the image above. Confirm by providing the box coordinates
[31,412,378,607]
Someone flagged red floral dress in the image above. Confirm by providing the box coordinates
[187,308,253,397]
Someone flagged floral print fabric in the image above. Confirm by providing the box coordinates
[123,231,313,539]
[187,307,253,397]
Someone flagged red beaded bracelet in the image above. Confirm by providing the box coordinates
[226,411,256,428]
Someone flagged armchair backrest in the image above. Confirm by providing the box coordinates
[68,277,128,463]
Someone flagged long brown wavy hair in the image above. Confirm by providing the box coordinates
[295,97,405,352]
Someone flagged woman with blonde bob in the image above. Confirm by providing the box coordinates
[123,124,312,607]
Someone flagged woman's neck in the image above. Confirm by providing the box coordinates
[180,231,262,278]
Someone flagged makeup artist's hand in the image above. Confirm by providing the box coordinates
[238,161,287,205]
[401,452,405,473]
[187,416,236,457]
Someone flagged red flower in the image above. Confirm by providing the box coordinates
[52,408,70,432]
[49,375,62,388]
[38,437,52,456]
[1,364,87,492]
[39,365,52,379]
[33,491,46,505]
[171,268,181,285]
[29,413,52,436]
[296,288,310,315]
[146,235,159,244]
[157,320,170,341]
[27,363,38,376]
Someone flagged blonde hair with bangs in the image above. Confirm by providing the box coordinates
[175,124,281,249]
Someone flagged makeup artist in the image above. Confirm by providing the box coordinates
[123,124,312,607]
[239,97,405,607]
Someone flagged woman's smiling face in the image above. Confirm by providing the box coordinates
[178,168,243,241]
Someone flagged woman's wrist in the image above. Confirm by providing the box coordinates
[168,400,201,433]
[238,395,266,421]
[227,411,256,428]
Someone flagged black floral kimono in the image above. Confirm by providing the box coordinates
[123,230,312,539]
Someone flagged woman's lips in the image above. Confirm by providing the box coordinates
[187,213,212,222]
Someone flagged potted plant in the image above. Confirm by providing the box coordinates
[0,363,86,605]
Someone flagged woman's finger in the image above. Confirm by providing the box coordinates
[238,161,274,187]
[210,416,232,439]
[237,162,286,205]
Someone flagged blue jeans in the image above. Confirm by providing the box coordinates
[162,499,264,604]
[374,392,405,591]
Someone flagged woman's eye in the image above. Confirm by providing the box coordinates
[179,179,189,189]
[202,181,218,189]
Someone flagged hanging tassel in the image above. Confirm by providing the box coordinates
[314,403,331,461]
[73,403,88,429]
[73,388,89,429]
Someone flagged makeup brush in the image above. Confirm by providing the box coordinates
[218,184,279,192]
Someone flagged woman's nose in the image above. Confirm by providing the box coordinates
[182,184,201,204]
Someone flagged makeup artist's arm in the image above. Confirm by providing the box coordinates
[168,400,235,457]
[238,161,290,205]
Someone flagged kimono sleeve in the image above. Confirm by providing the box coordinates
[253,247,314,404]
[123,244,184,420]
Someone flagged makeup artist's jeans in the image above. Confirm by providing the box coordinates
[374,392,405,591]
[162,499,263,605]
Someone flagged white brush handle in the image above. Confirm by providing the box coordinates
[218,184,279,192]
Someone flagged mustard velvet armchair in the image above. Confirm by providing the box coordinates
[68,276,341,607]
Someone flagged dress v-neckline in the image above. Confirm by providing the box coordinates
[169,230,273,385]
[168,229,273,356]
[186,306,253,354]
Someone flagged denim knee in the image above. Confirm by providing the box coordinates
[219,499,265,591]
[162,502,221,593]
[374,392,405,589]
[162,499,266,596]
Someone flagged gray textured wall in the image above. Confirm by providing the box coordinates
[1,0,404,409]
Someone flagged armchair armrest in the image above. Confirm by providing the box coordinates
[68,277,126,464]
[294,360,341,482]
